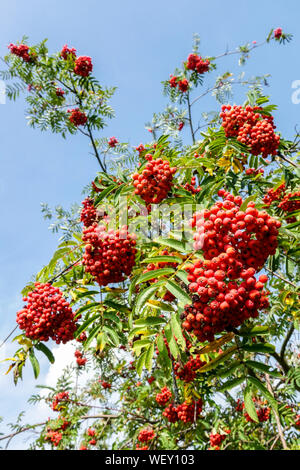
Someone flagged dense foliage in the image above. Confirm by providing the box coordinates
[0,27,299,451]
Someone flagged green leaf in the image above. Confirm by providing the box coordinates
[141,255,183,264]
[134,283,163,314]
[217,361,243,378]
[242,343,275,354]
[29,349,40,379]
[165,280,192,306]
[145,343,155,371]
[136,350,147,376]
[164,324,180,359]
[134,316,166,327]
[156,333,171,370]
[238,326,270,337]
[244,385,259,423]
[247,376,278,411]
[84,324,103,349]
[74,313,101,338]
[154,237,187,253]
[135,268,175,284]
[245,360,281,378]
[170,313,186,351]
[175,270,189,285]
[35,343,55,364]
[94,184,116,205]
[219,376,245,392]
[103,326,120,347]
[103,299,130,314]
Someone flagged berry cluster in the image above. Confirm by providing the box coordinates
[245,168,264,176]
[74,56,93,77]
[82,224,137,286]
[80,197,99,227]
[209,430,230,449]
[278,191,300,221]
[76,331,87,343]
[61,44,76,59]
[55,87,65,97]
[16,283,77,343]
[182,176,201,194]
[68,108,87,126]
[45,430,63,447]
[8,43,34,62]
[51,392,70,411]
[147,376,155,385]
[87,428,96,437]
[163,399,203,423]
[135,143,145,154]
[155,387,173,406]
[174,355,206,382]
[132,154,177,206]
[108,136,119,147]
[169,75,189,92]
[263,183,286,206]
[178,121,184,131]
[236,399,271,422]
[186,53,210,74]
[99,380,111,389]
[75,350,87,367]
[274,28,283,39]
[137,429,155,443]
[183,256,270,342]
[220,105,280,159]
[192,190,280,269]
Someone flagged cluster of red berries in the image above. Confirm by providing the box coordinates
[55,87,65,97]
[68,108,87,126]
[192,189,280,269]
[82,224,137,286]
[16,283,77,343]
[45,430,63,447]
[76,331,87,343]
[86,428,97,446]
[182,176,201,194]
[278,191,300,219]
[183,257,269,342]
[263,183,286,206]
[186,53,210,74]
[245,168,264,176]
[80,197,99,227]
[74,56,93,77]
[99,380,111,389]
[108,136,119,147]
[132,154,177,206]
[178,121,184,131]
[147,376,155,385]
[209,430,230,449]
[137,429,155,443]
[274,28,283,39]
[51,392,70,411]
[61,44,77,59]
[220,105,280,158]
[135,144,145,154]
[136,444,149,450]
[163,399,203,423]
[174,355,206,382]
[169,75,189,92]
[8,43,33,62]
[75,350,87,367]
[155,387,173,406]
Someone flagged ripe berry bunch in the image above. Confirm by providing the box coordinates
[16,283,77,343]
[209,430,230,449]
[263,183,286,206]
[61,44,76,59]
[87,428,96,437]
[162,403,179,423]
[45,430,63,447]
[136,444,149,450]
[183,256,270,342]
[68,108,87,126]
[186,53,210,74]
[138,429,155,443]
[74,350,87,367]
[174,355,206,382]
[182,176,201,194]
[108,136,118,147]
[155,387,173,406]
[147,376,155,385]
[220,105,280,158]
[8,43,33,62]
[274,28,283,39]
[244,406,270,423]
[169,75,189,92]
[136,144,145,154]
[74,56,93,77]
[176,399,203,423]
[245,168,264,176]
[278,191,300,214]
[51,392,70,411]
[76,331,87,343]
[82,224,137,286]
[192,189,280,270]
[80,197,99,227]
[55,87,65,97]
[132,154,177,206]
[99,380,111,389]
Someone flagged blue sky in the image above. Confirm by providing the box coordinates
[0,0,299,448]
